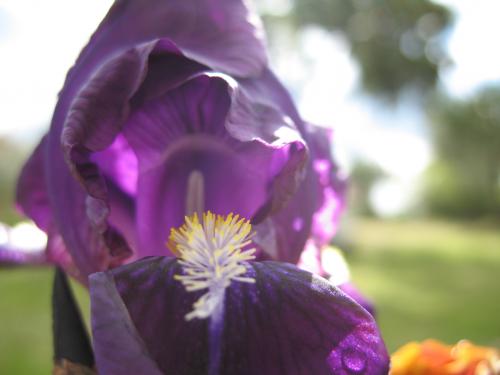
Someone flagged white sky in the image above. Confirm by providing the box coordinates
[0,0,113,140]
[1,0,499,215]
[436,0,500,97]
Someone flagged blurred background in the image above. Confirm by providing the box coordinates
[1,0,499,373]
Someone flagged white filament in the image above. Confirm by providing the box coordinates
[169,212,256,320]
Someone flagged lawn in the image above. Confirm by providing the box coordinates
[0,219,499,373]
[346,218,500,352]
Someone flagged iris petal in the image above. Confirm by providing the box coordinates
[70,0,266,82]
[122,73,307,258]
[16,136,52,232]
[90,272,163,375]
[90,257,389,375]
[241,68,347,258]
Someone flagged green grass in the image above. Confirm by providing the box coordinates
[0,219,499,373]
[0,268,89,374]
[346,219,500,352]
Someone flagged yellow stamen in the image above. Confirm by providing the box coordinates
[168,211,256,320]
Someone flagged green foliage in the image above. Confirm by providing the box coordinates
[425,88,500,217]
[0,269,90,375]
[290,0,452,97]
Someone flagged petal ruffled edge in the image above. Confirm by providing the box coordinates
[69,0,267,85]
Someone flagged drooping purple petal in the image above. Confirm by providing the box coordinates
[90,272,163,375]
[90,257,389,375]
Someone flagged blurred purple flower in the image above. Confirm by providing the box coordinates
[15,0,345,283]
[0,222,47,266]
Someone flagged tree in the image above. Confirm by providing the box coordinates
[288,0,452,98]
[425,87,500,217]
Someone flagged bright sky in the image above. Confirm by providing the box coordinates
[0,0,113,140]
[436,0,500,96]
[1,0,499,216]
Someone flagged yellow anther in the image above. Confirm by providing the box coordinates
[167,211,256,320]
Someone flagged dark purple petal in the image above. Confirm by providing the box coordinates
[90,257,389,375]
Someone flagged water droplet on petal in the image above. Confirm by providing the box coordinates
[341,347,367,373]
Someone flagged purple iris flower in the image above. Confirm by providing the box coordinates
[10,2,389,372]
[15,0,345,284]
[89,212,388,375]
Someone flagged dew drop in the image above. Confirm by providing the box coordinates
[341,348,367,373]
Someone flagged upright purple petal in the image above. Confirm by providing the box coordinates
[122,73,307,258]
[90,257,389,375]
[70,0,266,84]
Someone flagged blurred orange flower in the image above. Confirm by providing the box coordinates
[390,339,500,375]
